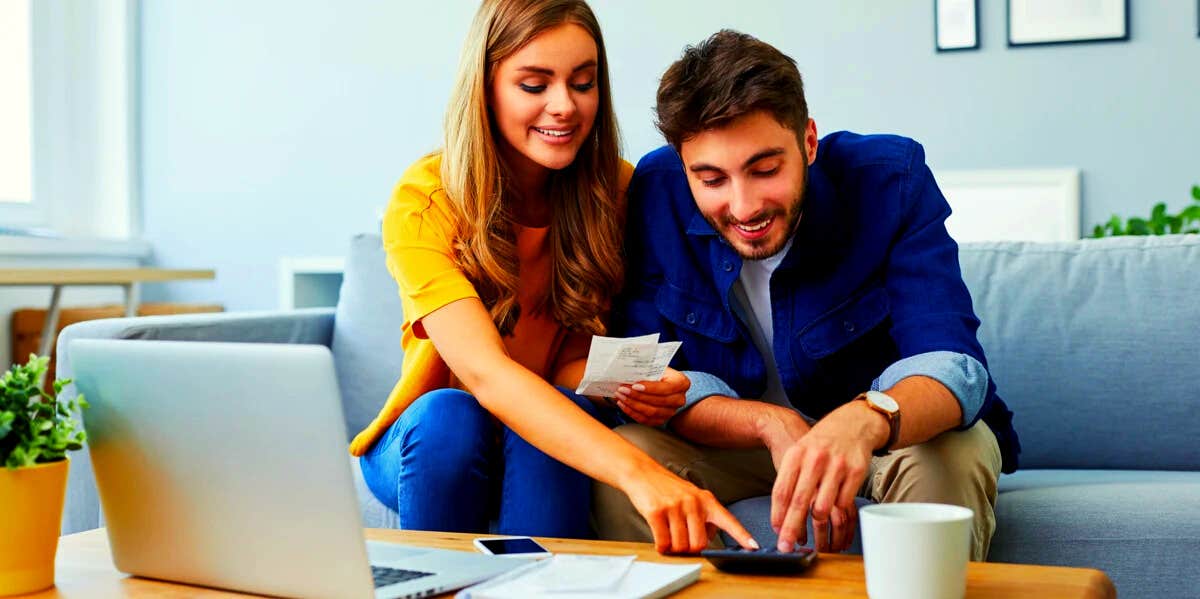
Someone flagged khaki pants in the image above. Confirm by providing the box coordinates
[593,421,1002,561]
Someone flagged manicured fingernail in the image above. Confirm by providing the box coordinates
[632,384,646,392]
[748,539,760,550]
[777,540,790,552]
[617,386,630,395]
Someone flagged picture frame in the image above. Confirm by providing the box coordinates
[935,0,979,52]
[1007,0,1129,47]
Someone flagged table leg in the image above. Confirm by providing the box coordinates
[37,285,63,360]
[123,282,141,318]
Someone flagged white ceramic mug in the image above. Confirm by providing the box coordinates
[859,503,973,599]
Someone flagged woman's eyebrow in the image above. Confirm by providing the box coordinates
[515,59,597,76]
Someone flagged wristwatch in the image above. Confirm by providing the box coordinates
[854,390,901,457]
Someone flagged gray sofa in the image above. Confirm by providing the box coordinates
[57,233,1200,598]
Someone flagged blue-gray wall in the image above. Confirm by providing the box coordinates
[140,1,1200,309]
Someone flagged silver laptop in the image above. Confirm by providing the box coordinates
[70,339,520,599]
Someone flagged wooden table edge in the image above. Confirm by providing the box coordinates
[0,268,215,285]
[44,528,1117,598]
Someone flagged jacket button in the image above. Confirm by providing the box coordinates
[686,312,697,325]
[722,261,733,272]
[843,321,855,332]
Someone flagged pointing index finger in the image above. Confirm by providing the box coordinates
[706,501,760,551]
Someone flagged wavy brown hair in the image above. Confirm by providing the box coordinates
[440,0,623,337]
[656,29,808,150]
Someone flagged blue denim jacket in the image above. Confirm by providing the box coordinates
[612,132,1019,473]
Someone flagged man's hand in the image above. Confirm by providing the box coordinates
[756,406,813,468]
[770,401,888,553]
[614,368,690,427]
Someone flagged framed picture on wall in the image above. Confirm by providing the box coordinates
[1007,0,1129,47]
[935,0,979,51]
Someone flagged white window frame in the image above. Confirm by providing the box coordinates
[0,0,41,227]
[1,0,140,241]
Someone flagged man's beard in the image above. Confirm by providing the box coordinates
[707,183,805,261]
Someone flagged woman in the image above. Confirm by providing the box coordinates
[351,0,754,554]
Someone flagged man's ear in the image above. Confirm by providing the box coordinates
[804,119,819,166]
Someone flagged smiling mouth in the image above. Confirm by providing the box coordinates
[732,216,774,235]
[533,127,573,137]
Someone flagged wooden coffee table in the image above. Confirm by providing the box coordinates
[29,528,1114,598]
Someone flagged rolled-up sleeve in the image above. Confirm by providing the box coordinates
[871,351,988,426]
[673,370,739,419]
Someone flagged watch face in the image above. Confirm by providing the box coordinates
[867,391,899,412]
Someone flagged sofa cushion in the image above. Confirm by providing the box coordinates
[991,469,1200,599]
[331,234,405,440]
[959,235,1200,470]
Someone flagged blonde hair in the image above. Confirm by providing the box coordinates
[440,0,623,336]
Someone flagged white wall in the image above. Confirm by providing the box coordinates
[137,1,1200,310]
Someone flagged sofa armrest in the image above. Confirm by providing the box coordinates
[53,308,335,534]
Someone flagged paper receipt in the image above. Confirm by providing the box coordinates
[574,334,681,397]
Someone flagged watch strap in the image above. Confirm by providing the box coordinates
[856,391,901,457]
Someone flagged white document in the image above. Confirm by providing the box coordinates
[523,554,635,592]
[574,334,681,397]
[455,554,701,599]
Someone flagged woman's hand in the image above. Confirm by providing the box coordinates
[622,466,759,554]
[614,368,690,427]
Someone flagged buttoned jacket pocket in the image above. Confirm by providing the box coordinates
[797,286,891,358]
[655,284,738,342]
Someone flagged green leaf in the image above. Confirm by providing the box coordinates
[1192,185,1200,200]
[1151,203,1167,221]
[1127,218,1150,235]
[7,446,31,468]
[1107,215,1125,236]
[1181,205,1200,222]
[0,354,86,466]
[0,411,13,439]
[1092,224,1106,238]
[1148,203,1168,234]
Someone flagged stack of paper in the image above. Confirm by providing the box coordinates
[574,334,682,397]
[456,554,700,599]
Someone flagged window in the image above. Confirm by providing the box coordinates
[0,0,137,239]
[0,0,38,227]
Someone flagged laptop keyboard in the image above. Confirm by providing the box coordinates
[371,565,435,588]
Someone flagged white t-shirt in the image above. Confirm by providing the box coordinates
[732,236,795,408]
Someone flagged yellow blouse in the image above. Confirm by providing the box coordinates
[348,153,633,456]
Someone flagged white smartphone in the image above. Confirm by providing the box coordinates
[472,536,553,559]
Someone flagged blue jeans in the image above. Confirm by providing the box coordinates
[360,387,613,537]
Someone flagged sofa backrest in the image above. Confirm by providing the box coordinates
[335,233,1200,471]
[959,235,1200,471]
[330,234,406,440]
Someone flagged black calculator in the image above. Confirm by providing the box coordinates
[701,545,817,575]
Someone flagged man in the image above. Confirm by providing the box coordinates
[595,30,1019,561]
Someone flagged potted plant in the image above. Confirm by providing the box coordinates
[1092,184,1200,237]
[0,355,87,596]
